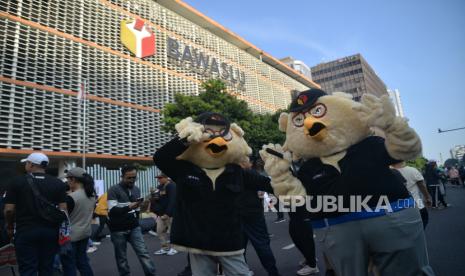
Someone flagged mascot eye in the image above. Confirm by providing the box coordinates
[310,104,327,118]
[292,113,305,127]
[223,131,232,141]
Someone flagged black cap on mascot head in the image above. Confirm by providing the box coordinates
[195,112,231,139]
[289,88,328,113]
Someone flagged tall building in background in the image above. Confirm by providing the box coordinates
[311,54,387,101]
[0,0,318,193]
[281,56,312,80]
[387,89,405,117]
[451,145,465,161]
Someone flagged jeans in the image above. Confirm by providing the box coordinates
[61,237,94,276]
[14,225,59,276]
[110,226,156,276]
[243,215,280,276]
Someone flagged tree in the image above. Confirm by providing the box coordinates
[162,79,285,155]
[406,157,428,173]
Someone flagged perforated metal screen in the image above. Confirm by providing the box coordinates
[0,0,310,159]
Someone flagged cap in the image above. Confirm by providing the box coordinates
[21,152,49,166]
[195,112,231,139]
[289,89,327,113]
[67,167,87,178]
[155,173,168,179]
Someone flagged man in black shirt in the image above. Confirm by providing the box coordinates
[107,165,156,276]
[4,152,67,276]
[152,173,177,256]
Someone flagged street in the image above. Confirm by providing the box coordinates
[2,185,464,276]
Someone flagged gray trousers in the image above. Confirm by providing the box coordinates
[189,253,250,276]
[315,207,435,276]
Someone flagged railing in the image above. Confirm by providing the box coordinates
[86,164,160,196]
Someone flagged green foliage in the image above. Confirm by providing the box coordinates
[162,79,285,155]
[406,157,428,173]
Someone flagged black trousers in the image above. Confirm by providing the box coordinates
[243,214,280,276]
[420,208,429,229]
[288,211,316,267]
[91,215,109,241]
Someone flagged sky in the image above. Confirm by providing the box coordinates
[184,0,465,163]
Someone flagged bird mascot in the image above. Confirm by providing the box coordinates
[260,89,434,276]
[154,112,273,276]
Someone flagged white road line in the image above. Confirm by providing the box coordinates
[282,243,295,250]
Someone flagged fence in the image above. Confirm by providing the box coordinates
[86,164,160,196]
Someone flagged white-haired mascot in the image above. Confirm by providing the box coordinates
[260,89,434,276]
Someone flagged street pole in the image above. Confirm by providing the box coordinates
[438,126,465,133]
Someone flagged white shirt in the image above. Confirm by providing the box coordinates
[396,166,425,209]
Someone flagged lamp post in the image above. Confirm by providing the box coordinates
[438,126,465,133]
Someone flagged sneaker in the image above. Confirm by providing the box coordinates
[297,265,319,275]
[166,248,178,256]
[274,218,286,223]
[86,246,98,253]
[148,230,158,237]
[92,241,101,245]
[154,249,169,255]
[299,259,307,267]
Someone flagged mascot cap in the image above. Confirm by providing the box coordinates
[289,89,327,112]
[195,112,231,139]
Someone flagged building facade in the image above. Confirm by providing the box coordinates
[280,56,312,80]
[387,88,405,117]
[0,0,318,171]
[451,145,465,161]
[311,54,387,101]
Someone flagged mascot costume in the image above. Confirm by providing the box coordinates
[260,89,434,276]
[154,112,273,276]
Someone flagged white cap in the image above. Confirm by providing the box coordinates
[21,152,49,166]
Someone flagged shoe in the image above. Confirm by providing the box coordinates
[92,241,101,245]
[178,267,192,276]
[299,259,307,267]
[166,248,178,256]
[148,230,158,237]
[248,270,254,276]
[274,218,286,223]
[154,249,169,255]
[106,235,111,238]
[86,246,98,253]
[297,265,319,275]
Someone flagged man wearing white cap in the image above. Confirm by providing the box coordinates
[3,152,67,276]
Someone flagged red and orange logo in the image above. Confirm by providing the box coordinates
[120,18,156,58]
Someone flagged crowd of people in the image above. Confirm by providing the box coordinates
[0,150,463,276]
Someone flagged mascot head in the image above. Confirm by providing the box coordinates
[177,112,252,169]
[280,89,371,159]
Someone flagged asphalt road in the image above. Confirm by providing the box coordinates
[2,184,464,276]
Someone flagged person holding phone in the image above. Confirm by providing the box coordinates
[107,165,156,276]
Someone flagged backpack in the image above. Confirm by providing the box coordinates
[26,175,67,226]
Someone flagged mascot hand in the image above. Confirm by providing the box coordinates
[354,94,396,131]
[259,144,292,178]
[175,117,208,143]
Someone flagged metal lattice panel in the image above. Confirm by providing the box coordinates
[0,0,311,158]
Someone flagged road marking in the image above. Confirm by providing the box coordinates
[282,243,295,250]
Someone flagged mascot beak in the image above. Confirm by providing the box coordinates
[205,137,228,157]
[304,117,327,141]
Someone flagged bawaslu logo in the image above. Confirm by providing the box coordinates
[120,18,156,58]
